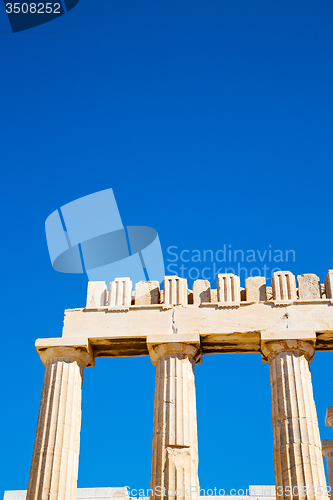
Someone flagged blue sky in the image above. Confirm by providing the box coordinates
[1,0,333,496]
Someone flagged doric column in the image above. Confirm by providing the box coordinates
[262,338,328,500]
[322,440,333,495]
[147,335,201,500]
[27,339,94,500]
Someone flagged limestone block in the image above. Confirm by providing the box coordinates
[159,289,164,304]
[325,270,333,299]
[266,286,273,300]
[86,281,107,309]
[210,289,218,302]
[135,281,159,305]
[245,277,266,302]
[217,274,240,303]
[297,274,321,300]
[108,278,132,307]
[193,280,210,305]
[271,271,297,301]
[163,276,187,305]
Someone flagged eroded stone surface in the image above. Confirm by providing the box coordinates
[135,281,159,305]
[86,281,107,309]
[297,274,321,300]
[193,280,210,305]
[245,277,266,302]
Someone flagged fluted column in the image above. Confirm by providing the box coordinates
[27,343,94,500]
[262,339,328,500]
[148,338,201,500]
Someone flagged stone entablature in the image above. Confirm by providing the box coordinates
[46,270,333,361]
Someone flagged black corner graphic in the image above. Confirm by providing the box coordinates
[3,0,80,33]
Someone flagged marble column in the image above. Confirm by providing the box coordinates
[262,340,328,500]
[148,339,201,500]
[27,344,94,500]
[322,441,333,495]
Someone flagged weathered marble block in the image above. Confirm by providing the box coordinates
[193,280,210,305]
[135,281,160,305]
[86,281,107,309]
[297,274,321,300]
[245,277,266,302]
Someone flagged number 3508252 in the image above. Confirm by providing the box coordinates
[5,3,61,13]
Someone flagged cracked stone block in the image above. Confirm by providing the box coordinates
[86,281,107,309]
[297,274,321,300]
[193,280,210,305]
[135,281,160,305]
[245,277,266,302]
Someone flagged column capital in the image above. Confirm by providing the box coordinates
[325,407,333,427]
[322,440,333,458]
[261,338,315,363]
[260,330,316,362]
[147,334,202,365]
[35,337,95,368]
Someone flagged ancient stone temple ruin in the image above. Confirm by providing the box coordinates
[20,271,333,499]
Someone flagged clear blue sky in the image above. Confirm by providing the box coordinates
[1,0,333,496]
